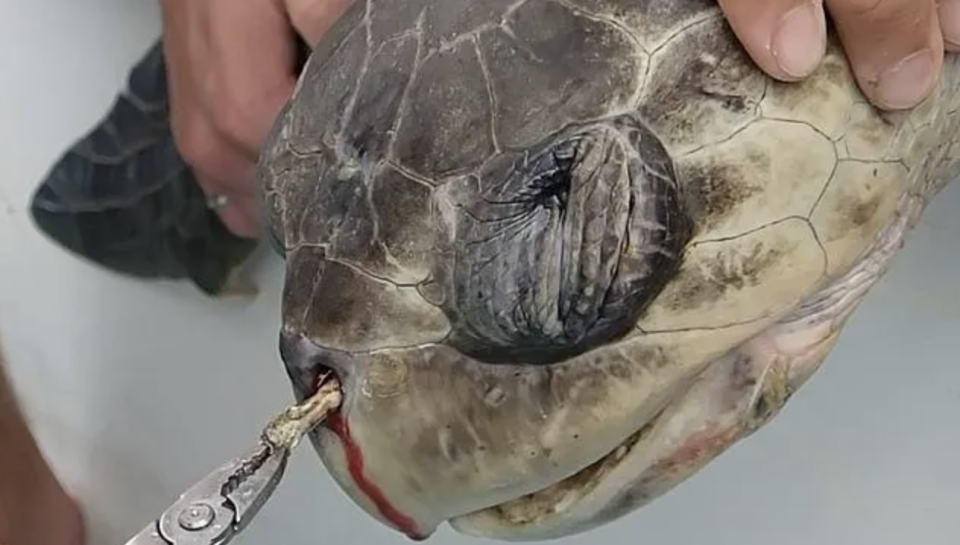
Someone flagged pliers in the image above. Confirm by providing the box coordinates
[122,439,287,545]
[122,377,342,545]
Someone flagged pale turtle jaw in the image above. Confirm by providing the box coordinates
[278,324,716,542]
[278,327,657,541]
[450,413,654,541]
[288,350,750,544]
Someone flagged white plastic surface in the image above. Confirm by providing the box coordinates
[1,1,958,544]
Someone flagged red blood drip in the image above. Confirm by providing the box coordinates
[324,412,428,541]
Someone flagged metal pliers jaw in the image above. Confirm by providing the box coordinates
[124,440,289,545]
[123,377,342,545]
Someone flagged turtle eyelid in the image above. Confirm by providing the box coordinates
[441,116,691,366]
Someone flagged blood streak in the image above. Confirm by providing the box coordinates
[324,412,428,541]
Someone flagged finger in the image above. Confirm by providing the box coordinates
[169,101,259,192]
[825,0,943,110]
[160,0,267,239]
[161,6,259,192]
[200,0,301,159]
[201,174,263,239]
[169,91,263,238]
[938,0,960,52]
[215,195,262,239]
[285,0,357,45]
[717,0,827,81]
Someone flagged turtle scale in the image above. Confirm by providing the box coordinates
[391,35,497,178]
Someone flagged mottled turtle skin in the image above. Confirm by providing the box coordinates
[29,42,262,299]
[260,0,960,542]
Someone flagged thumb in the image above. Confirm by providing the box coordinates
[718,0,827,81]
[285,0,357,46]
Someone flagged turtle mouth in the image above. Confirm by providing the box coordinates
[450,416,653,535]
[282,356,435,539]
[278,328,699,541]
[287,360,656,541]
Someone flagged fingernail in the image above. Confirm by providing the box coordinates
[773,1,826,79]
[876,50,935,110]
[939,0,960,48]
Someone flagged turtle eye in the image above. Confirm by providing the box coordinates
[436,114,692,365]
[502,140,582,213]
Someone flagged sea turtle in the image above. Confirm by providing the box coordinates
[261,0,960,541]
[29,0,960,542]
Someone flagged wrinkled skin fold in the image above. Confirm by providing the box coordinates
[256,0,960,541]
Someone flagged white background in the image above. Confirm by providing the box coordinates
[1,0,958,544]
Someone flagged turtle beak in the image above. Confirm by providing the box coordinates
[278,327,332,402]
[278,326,362,403]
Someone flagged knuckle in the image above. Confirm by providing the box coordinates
[173,116,220,170]
[207,91,263,152]
[285,0,354,44]
[171,114,239,182]
[839,0,885,16]
[833,0,912,19]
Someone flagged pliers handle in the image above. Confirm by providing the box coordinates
[123,439,289,545]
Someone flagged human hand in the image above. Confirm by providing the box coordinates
[717,0,956,111]
[159,0,354,238]
[1,475,86,545]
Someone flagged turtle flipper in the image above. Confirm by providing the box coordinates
[29,40,260,300]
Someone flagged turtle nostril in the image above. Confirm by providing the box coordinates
[279,329,323,400]
[278,328,355,400]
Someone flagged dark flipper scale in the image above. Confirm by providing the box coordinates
[28,40,260,299]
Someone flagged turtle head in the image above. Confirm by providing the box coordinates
[256,0,777,541]
[265,108,691,540]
